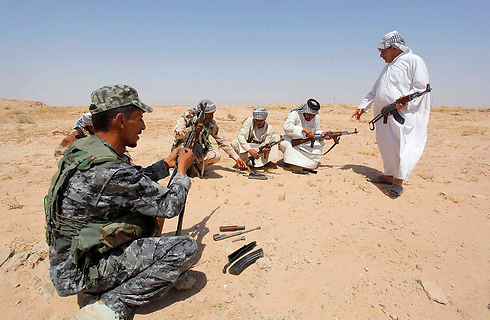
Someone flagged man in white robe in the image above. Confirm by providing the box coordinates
[231,107,281,168]
[279,99,332,170]
[352,30,431,198]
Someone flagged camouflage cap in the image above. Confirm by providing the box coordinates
[90,85,153,114]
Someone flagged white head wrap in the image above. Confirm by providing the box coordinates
[75,112,92,128]
[291,98,320,115]
[188,99,216,114]
[252,107,268,120]
[378,30,410,52]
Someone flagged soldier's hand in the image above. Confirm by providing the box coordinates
[195,123,204,133]
[302,128,314,138]
[261,146,271,154]
[164,144,183,168]
[176,146,195,174]
[248,149,260,159]
[236,158,247,169]
[351,109,364,120]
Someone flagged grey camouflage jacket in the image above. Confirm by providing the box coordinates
[48,140,191,297]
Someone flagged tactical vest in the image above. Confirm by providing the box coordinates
[172,116,212,151]
[45,136,156,285]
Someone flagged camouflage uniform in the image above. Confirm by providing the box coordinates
[49,137,197,317]
[173,110,240,171]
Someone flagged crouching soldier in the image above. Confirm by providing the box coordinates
[45,84,198,320]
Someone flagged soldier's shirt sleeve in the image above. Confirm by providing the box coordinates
[209,121,240,161]
[142,159,170,181]
[102,165,191,219]
[174,112,193,140]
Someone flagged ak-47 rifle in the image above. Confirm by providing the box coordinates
[156,102,206,237]
[369,84,432,131]
[291,129,358,155]
[246,136,284,166]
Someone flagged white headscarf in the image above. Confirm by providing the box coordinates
[378,30,410,53]
[252,107,268,120]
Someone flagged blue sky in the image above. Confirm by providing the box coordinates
[1,0,489,108]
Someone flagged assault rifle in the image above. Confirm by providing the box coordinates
[369,84,432,131]
[157,102,206,237]
[291,129,358,154]
[246,136,284,167]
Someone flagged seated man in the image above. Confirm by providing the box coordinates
[279,99,332,170]
[54,112,94,159]
[231,107,281,167]
[172,99,246,176]
[45,85,197,320]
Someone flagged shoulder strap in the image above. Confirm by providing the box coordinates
[74,127,86,138]
[45,136,123,245]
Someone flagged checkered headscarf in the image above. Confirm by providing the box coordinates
[291,98,321,115]
[188,99,217,114]
[75,112,92,128]
[378,30,410,52]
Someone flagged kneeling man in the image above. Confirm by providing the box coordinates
[279,99,332,170]
[231,107,281,167]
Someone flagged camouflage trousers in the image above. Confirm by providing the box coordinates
[78,235,198,317]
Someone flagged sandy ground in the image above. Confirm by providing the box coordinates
[0,98,488,320]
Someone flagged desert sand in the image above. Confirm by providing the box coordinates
[0,98,488,320]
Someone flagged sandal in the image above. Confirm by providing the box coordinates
[386,184,403,199]
[366,175,392,185]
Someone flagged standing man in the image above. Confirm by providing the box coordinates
[279,99,332,170]
[231,107,281,167]
[172,99,247,176]
[352,30,431,198]
[45,85,198,320]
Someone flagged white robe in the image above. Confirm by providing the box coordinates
[231,117,280,167]
[279,111,325,169]
[359,49,431,180]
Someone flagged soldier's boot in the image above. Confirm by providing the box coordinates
[173,273,196,291]
[75,300,125,320]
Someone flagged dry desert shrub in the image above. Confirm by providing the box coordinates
[447,143,461,148]
[357,149,378,156]
[227,113,236,120]
[7,195,24,210]
[17,115,35,124]
[417,172,434,181]
[432,106,464,113]
[278,193,286,201]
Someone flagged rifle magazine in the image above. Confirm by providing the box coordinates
[229,248,264,275]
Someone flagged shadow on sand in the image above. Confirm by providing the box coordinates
[340,164,392,194]
[132,206,220,319]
